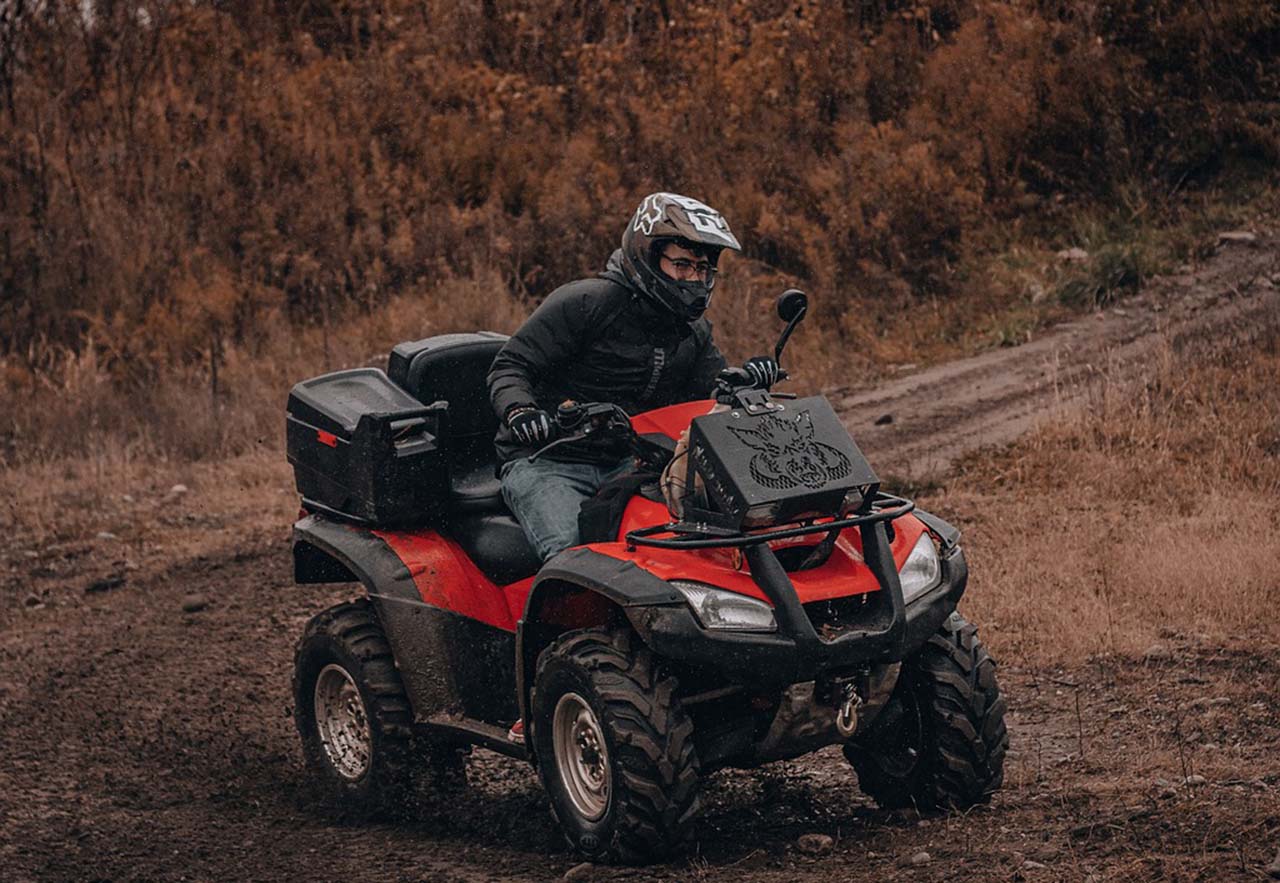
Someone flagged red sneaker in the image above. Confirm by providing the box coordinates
[507,719,525,744]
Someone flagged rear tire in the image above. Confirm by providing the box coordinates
[293,599,464,814]
[845,612,1008,810]
[531,628,700,863]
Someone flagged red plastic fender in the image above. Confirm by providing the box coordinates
[372,528,525,633]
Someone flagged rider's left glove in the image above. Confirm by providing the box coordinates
[743,356,781,390]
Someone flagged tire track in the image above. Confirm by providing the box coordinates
[835,237,1279,479]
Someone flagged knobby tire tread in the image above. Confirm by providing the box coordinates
[848,613,1008,811]
[294,599,463,814]
[533,629,700,863]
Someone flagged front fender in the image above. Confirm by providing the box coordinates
[529,547,684,611]
[516,548,686,748]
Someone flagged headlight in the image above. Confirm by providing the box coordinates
[899,532,941,604]
[669,581,777,632]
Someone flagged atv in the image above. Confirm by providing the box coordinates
[283,290,1008,863]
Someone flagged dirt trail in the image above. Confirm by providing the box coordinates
[1,236,1278,882]
[836,235,1279,479]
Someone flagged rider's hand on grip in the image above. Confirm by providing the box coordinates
[743,356,781,389]
[507,406,553,446]
[715,366,753,391]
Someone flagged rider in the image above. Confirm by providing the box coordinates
[487,192,780,560]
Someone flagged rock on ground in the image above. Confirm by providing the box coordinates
[796,833,834,856]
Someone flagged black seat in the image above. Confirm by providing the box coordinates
[451,461,505,513]
[388,332,509,511]
[387,332,543,582]
[451,513,543,585]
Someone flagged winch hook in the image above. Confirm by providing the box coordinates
[835,683,861,738]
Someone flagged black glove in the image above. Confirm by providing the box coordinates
[507,406,553,446]
[743,356,781,390]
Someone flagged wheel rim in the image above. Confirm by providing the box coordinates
[313,663,372,781]
[552,692,610,821]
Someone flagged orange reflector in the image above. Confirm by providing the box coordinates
[317,430,338,448]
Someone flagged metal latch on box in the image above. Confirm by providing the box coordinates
[733,388,784,416]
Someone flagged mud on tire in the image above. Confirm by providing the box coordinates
[845,612,1008,811]
[530,628,700,863]
[293,599,464,815]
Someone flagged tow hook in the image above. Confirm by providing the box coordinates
[835,683,861,738]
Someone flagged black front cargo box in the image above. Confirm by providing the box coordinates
[687,395,879,530]
[286,368,448,525]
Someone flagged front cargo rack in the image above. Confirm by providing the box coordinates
[624,492,914,551]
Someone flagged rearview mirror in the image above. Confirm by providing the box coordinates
[773,289,809,363]
[777,289,808,323]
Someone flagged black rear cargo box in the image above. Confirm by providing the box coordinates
[286,368,448,525]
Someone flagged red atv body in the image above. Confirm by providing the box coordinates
[286,305,1008,863]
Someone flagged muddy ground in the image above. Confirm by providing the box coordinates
[2,235,1278,881]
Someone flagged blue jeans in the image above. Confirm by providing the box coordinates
[500,456,635,561]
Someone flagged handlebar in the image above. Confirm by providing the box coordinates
[714,366,790,404]
[528,401,634,462]
[526,365,797,462]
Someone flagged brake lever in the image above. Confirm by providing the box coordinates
[528,433,581,463]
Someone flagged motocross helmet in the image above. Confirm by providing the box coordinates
[620,192,742,322]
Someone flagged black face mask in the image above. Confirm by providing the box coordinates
[667,278,712,321]
[626,249,716,323]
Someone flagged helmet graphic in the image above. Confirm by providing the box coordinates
[620,192,741,322]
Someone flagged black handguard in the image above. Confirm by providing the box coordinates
[714,366,791,409]
[715,366,755,396]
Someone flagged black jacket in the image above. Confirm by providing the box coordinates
[488,249,728,464]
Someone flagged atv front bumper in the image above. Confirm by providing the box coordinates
[627,539,968,688]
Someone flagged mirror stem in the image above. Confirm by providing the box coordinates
[774,308,807,363]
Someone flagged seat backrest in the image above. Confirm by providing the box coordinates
[387,332,509,464]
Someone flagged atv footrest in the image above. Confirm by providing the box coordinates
[421,712,530,761]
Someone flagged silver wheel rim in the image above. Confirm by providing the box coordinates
[314,663,372,781]
[552,692,610,821]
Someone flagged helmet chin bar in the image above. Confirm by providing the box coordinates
[670,278,712,321]
[651,238,721,319]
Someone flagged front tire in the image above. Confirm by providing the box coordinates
[530,629,700,863]
[846,612,1008,810]
[293,600,463,814]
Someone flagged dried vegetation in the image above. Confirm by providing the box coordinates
[934,319,1280,665]
[2,0,1279,466]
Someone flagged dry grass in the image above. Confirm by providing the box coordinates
[0,267,529,466]
[0,269,538,598]
[0,443,295,601]
[929,321,1280,666]
[6,1,1279,374]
